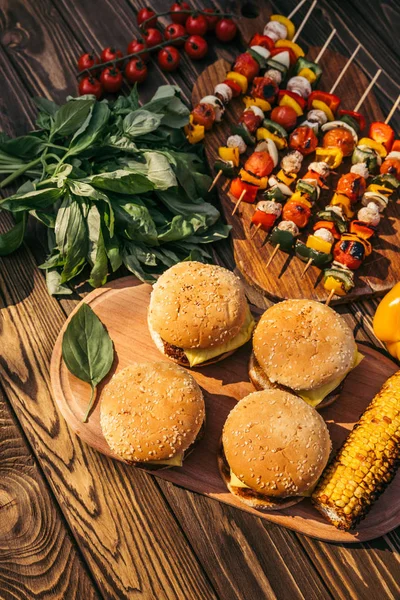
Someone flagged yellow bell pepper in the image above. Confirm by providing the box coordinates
[243,96,271,112]
[373,283,400,360]
[218,146,239,167]
[256,128,287,150]
[310,99,335,121]
[366,183,393,197]
[279,94,303,116]
[306,235,332,254]
[358,137,387,158]
[315,147,343,168]
[185,115,205,144]
[239,168,268,189]
[226,71,248,94]
[289,191,312,208]
[330,193,355,218]
[275,39,305,58]
[270,15,295,40]
[297,67,317,84]
[276,169,296,186]
[324,275,347,296]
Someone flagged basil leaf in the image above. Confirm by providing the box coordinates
[87,169,154,195]
[0,212,26,256]
[0,187,64,212]
[123,110,162,138]
[143,152,177,190]
[46,268,72,295]
[156,189,220,227]
[122,247,156,284]
[51,99,94,138]
[0,135,45,158]
[66,102,110,157]
[55,196,88,283]
[33,97,59,116]
[62,303,114,421]
[114,201,158,246]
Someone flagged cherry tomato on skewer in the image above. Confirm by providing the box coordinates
[381,158,400,181]
[289,126,318,156]
[158,46,181,72]
[270,106,298,131]
[323,128,355,157]
[78,76,103,99]
[165,23,186,46]
[336,172,366,203]
[244,152,274,178]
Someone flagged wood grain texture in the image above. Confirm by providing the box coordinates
[51,278,400,543]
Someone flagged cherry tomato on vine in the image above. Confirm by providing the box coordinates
[100,47,123,63]
[143,28,163,48]
[100,67,123,93]
[137,7,157,28]
[215,18,237,42]
[165,23,186,46]
[125,58,148,83]
[270,106,298,131]
[158,46,181,72]
[185,14,208,36]
[127,38,150,62]
[203,8,220,31]
[78,76,103,99]
[170,2,190,25]
[77,52,99,73]
[184,35,208,60]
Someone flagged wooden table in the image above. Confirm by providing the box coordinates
[0,0,399,598]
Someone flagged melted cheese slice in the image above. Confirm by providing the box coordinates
[298,349,364,408]
[184,307,255,367]
[230,469,251,489]
[147,453,184,467]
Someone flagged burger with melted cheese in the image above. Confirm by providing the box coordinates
[249,299,363,409]
[100,361,205,468]
[148,261,255,367]
[218,389,331,509]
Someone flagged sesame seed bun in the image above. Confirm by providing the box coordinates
[100,362,205,465]
[252,300,357,392]
[148,262,248,350]
[220,390,331,508]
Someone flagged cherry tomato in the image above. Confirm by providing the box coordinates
[215,18,237,42]
[323,128,355,157]
[270,106,298,131]
[251,77,279,103]
[239,111,262,134]
[336,172,366,203]
[333,240,365,270]
[101,47,123,63]
[77,52,99,73]
[186,14,208,36]
[192,103,215,130]
[125,58,148,83]
[223,78,242,98]
[158,46,180,72]
[127,38,150,62]
[203,8,220,30]
[244,152,274,177]
[184,35,208,60]
[165,23,186,46]
[100,67,123,93]
[170,2,190,25]
[137,7,157,28]
[78,76,103,99]
[143,28,163,48]
[282,200,311,228]
[289,126,318,156]
[380,158,400,182]
[233,53,259,82]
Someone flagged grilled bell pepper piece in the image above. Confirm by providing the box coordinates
[296,179,318,203]
[223,78,242,97]
[239,168,268,189]
[349,220,375,240]
[392,140,400,152]
[323,269,355,295]
[316,209,348,234]
[226,71,248,94]
[231,123,255,146]
[352,145,380,172]
[185,114,205,144]
[256,128,287,150]
[297,67,317,84]
[314,220,341,240]
[277,169,296,187]
[289,191,312,207]
[270,46,297,67]
[310,100,335,122]
[218,146,240,167]
[330,193,355,218]
[358,137,387,158]
[369,122,395,152]
[295,240,332,267]
[373,283,400,360]
[278,90,305,116]
[214,159,236,179]
[275,39,305,59]
[251,210,276,231]
[249,33,275,52]
[338,109,366,133]
[304,169,328,189]
[263,186,286,203]
[230,178,258,203]
[265,58,288,77]
[370,174,400,191]
[243,96,271,112]
[306,235,333,254]
[269,227,296,252]
[294,57,322,87]
[366,183,394,197]
[315,147,343,168]
[307,91,341,113]
[262,119,288,138]
[270,14,295,40]
[247,48,268,70]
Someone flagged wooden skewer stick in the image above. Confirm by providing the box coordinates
[325,288,335,306]
[250,223,262,240]
[301,258,313,278]
[353,68,382,112]
[266,244,280,268]
[292,0,318,43]
[385,94,400,124]
[287,0,309,20]
[314,28,336,64]
[329,43,361,94]
[208,169,223,192]
[232,190,246,215]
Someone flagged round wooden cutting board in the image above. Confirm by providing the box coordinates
[51,277,400,543]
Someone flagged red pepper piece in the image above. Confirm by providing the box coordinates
[223,78,242,98]
[278,89,306,110]
[307,91,341,113]
[338,109,366,133]
[368,121,395,152]
[251,210,276,231]
[270,46,297,66]
[249,33,275,51]
[230,178,258,203]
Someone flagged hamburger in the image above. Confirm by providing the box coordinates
[249,299,363,409]
[100,361,205,468]
[148,261,255,367]
[218,389,332,509]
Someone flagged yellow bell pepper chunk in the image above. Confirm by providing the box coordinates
[276,169,296,186]
[256,128,287,150]
[275,39,305,58]
[270,15,295,40]
[330,193,355,218]
[297,67,317,84]
[311,99,335,121]
[290,191,312,208]
[324,275,347,296]
[239,168,268,189]
[315,146,343,168]
[366,183,393,197]
[185,114,205,144]
[306,235,332,254]
[226,71,248,94]
[218,146,239,167]
[243,96,271,112]
[358,137,387,158]
[373,282,400,360]
[279,94,303,116]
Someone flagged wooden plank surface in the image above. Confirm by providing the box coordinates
[0,0,400,597]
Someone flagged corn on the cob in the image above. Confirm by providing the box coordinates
[312,370,400,531]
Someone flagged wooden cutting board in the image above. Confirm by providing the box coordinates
[192,54,399,304]
[50,277,400,543]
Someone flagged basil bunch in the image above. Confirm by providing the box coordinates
[0,86,230,295]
